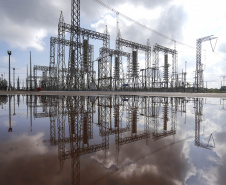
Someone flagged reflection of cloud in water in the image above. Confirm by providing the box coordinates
[88,134,193,185]
[0,133,47,159]
[0,133,70,185]
[214,131,226,185]
[2,120,16,127]
[185,131,226,185]
[0,133,193,185]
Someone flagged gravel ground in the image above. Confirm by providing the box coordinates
[1,90,226,98]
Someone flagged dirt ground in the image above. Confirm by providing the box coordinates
[1,90,226,98]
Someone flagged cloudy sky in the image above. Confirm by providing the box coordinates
[0,0,226,88]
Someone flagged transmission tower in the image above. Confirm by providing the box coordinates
[98,26,111,90]
[68,0,81,90]
[58,11,66,90]
[145,39,151,89]
[115,18,123,90]
[196,35,217,92]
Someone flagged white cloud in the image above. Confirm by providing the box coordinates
[4,26,47,51]
[0,0,68,51]
[2,120,16,127]
[2,56,16,63]
[0,132,47,161]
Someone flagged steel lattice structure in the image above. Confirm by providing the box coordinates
[33,65,50,89]
[145,39,152,89]
[58,12,66,90]
[98,47,131,90]
[49,37,57,90]
[33,95,213,184]
[152,44,177,89]
[194,98,212,149]
[196,35,217,92]
[116,37,151,89]
[11,94,218,185]
[50,35,94,90]
[61,17,109,90]
[68,0,81,91]
[45,0,183,92]
[98,26,111,90]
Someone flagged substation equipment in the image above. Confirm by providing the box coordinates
[31,0,179,91]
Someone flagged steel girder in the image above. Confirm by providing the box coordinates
[117,38,151,51]
[64,23,109,41]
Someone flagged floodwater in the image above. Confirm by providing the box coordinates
[0,95,225,185]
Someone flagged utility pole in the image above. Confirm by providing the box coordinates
[8,95,12,132]
[13,68,15,91]
[30,51,32,91]
[222,76,226,87]
[7,51,11,91]
[184,61,187,92]
[17,76,20,90]
[26,65,28,90]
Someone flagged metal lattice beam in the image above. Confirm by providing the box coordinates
[68,0,81,90]
[58,12,66,90]
[153,43,178,89]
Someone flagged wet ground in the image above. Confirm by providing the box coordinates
[1,90,226,98]
[0,94,226,185]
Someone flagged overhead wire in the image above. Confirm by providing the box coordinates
[0,0,225,88]
[92,0,226,82]
[0,65,26,71]
[92,0,195,49]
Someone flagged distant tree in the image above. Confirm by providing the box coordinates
[220,86,226,91]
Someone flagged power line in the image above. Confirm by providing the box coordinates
[0,65,8,69]
[213,51,226,61]
[92,0,195,49]
[93,0,226,66]
[0,65,27,71]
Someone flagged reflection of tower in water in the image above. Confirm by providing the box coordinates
[4,94,220,184]
[132,107,138,134]
[117,96,150,154]
[8,95,12,132]
[163,98,169,131]
[152,97,176,141]
[194,98,215,149]
[43,96,180,185]
[97,96,110,158]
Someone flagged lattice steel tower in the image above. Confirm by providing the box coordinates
[196,35,217,92]
[57,11,66,90]
[68,0,81,90]
[145,39,151,89]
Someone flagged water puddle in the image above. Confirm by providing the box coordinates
[0,95,225,185]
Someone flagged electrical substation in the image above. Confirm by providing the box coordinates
[25,0,217,92]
